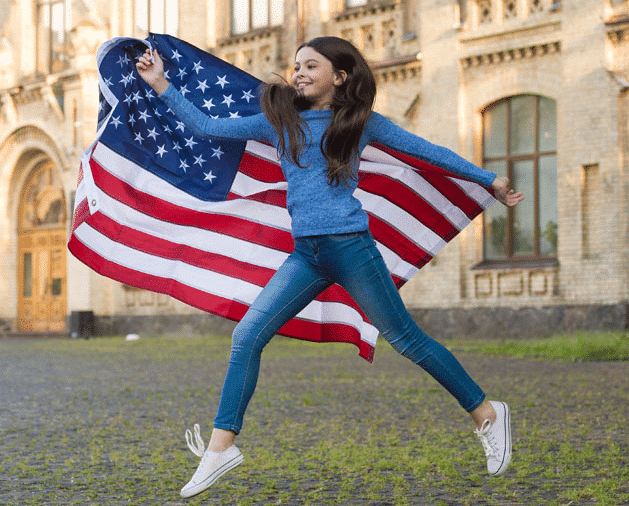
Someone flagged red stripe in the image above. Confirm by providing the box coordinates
[88,212,277,287]
[71,197,91,234]
[367,214,432,268]
[370,143,486,219]
[68,230,374,362]
[227,188,287,207]
[238,150,285,182]
[90,155,295,253]
[358,172,460,241]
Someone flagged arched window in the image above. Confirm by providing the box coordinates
[482,95,557,261]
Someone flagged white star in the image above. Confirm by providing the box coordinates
[119,73,132,87]
[128,114,137,126]
[216,75,229,89]
[241,90,254,102]
[131,91,142,104]
[138,109,152,122]
[123,93,133,106]
[202,98,215,111]
[185,136,198,149]
[116,54,131,67]
[179,159,189,172]
[193,154,206,166]
[192,61,204,74]
[222,94,235,108]
[156,145,168,157]
[204,171,217,183]
[163,124,173,134]
[179,84,190,97]
[134,132,144,144]
[145,89,155,100]
[171,49,183,62]
[164,70,171,80]
[173,142,183,153]
[175,121,186,132]
[147,127,159,140]
[210,114,219,119]
[197,80,209,93]
[110,116,122,128]
[177,67,188,79]
[211,146,224,160]
[103,77,113,87]
[98,101,104,113]
[154,109,162,118]
[229,111,241,118]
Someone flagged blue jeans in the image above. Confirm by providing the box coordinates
[213,231,485,433]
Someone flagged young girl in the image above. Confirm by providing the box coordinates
[136,36,523,499]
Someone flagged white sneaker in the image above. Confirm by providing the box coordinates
[475,400,512,476]
[180,424,244,498]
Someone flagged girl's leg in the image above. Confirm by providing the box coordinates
[212,244,331,436]
[319,232,485,413]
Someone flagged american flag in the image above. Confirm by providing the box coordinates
[68,34,496,362]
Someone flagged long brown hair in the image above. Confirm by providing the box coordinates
[260,37,377,186]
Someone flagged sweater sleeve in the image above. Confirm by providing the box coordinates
[364,112,496,187]
[159,83,276,144]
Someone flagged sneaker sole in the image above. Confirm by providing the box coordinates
[180,451,245,498]
[489,401,512,476]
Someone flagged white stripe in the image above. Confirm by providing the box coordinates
[73,222,376,345]
[92,142,292,231]
[96,189,290,270]
[451,178,495,208]
[245,140,281,163]
[230,171,287,198]
[356,189,447,256]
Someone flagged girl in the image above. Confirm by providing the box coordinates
[136,36,523,499]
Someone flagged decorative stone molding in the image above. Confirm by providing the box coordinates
[0,125,67,174]
[471,264,559,300]
[460,40,560,68]
[372,55,422,83]
[605,15,629,43]
[334,0,400,22]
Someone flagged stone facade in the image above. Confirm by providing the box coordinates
[0,0,628,337]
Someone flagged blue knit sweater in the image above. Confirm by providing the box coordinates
[160,84,496,238]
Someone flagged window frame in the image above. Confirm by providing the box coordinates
[481,94,558,264]
[132,0,179,38]
[36,0,71,75]
[231,0,283,35]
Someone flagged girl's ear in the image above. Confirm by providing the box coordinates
[333,70,348,87]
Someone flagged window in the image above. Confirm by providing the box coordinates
[133,0,179,38]
[346,0,368,6]
[37,0,71,74]
[482,95,557,261]
[232,0,284,35]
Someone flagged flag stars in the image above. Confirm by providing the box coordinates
[131,91,143,104]
[173,142,183,153]
[216,75,229,89]
[171,49,183,62]
[128,114,137,127]
[193,154,206,166]
[156,145,168,157]
[197,80,209,93]
[179,159,190,172]
[179,84,190,97]
[134,132,144,144]
[222,94,235,108]
[147,127,159,140]
[185,136,198,149]
[110,116,123,128]
[116,54,131,67]
[192,61,204,74]
[202,98,215,112]
[175,121,186,132]
[163,124,173,134]
[124,93,133,106]
[241,90,254,103]
[204,171,217,183]
[211,146,224,160]
[177,67,188,80]
[229,111,241,119]
[103,77,113,87]
[138,109,152,122]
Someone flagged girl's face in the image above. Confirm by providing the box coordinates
[292,46,346,109]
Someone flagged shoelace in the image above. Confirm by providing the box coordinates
[185,423,206,457]
[475,420,498,458]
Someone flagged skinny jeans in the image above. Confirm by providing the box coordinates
[213,231,485,434]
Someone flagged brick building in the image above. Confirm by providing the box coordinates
[1,0,628,338]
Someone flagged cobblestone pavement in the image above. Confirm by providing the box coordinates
[1,335,628,506]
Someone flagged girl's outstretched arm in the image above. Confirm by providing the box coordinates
[366,113,523,207]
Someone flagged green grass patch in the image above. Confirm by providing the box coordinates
[444,331,629,362]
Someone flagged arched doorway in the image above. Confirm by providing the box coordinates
[17,160,68,332]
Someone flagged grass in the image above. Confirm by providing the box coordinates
[444,331,629,362]
[1,332,628,505]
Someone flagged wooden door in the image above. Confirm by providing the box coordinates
[17,162,67,332]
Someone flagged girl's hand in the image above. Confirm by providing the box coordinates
[136,49,170,95]
[491,176,524,207]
